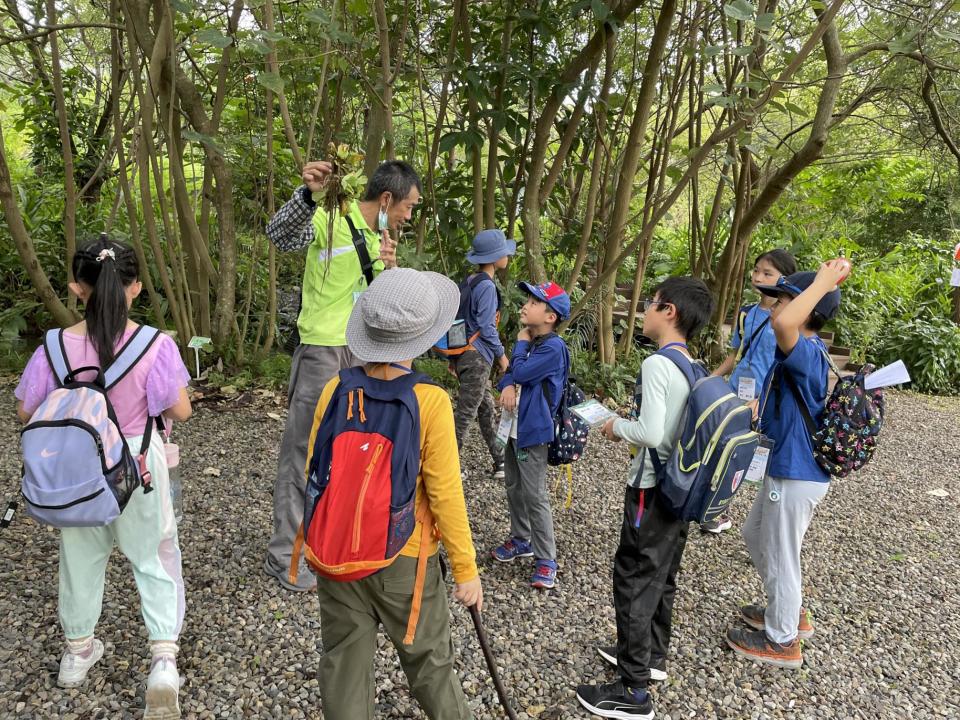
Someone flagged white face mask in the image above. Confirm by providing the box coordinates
[378,204,389,231]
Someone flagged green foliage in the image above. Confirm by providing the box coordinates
[571,346,651,406]
[206,352,292,391]
[873,316,960,395]
[412,357,459,392]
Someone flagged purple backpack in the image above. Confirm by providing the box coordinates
[20,326,163,527]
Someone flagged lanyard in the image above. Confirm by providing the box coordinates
[388,363,413,374]
[661,342,688,353]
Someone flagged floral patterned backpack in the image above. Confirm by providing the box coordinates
[783,359,884,478]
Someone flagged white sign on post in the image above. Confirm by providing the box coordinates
[950,268,960,287]
[187,336,212,379]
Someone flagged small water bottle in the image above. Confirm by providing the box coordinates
[164,441,183,523]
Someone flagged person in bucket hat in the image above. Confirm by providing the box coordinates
[491,278,571,589]
[313,267,482,720]
[444,229,516,481]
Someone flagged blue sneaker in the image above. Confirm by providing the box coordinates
[490,538,534,563]
[531,559,558,589]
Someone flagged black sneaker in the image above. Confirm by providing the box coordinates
[493,460,505,479]
[596,647,667,681]
[575,680,654,719]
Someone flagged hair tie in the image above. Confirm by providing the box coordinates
[96,248,116,262]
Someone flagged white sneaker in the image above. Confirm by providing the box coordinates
[144,655,181,719]
[58,638,105,688]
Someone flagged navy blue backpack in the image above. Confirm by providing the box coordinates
[650,348,761,523]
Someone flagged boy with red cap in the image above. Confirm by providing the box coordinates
[491,280,571,589]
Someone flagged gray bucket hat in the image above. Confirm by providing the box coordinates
[346,268,461,363]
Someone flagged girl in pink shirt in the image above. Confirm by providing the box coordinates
[16,237,191,719]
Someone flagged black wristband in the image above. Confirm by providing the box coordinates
[300,185,316,207]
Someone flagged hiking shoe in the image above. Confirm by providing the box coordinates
[263,557,316,593]
[740,604,815,640]
[493,460,505,480]
[725,627,802,669]
[531,559,558,589]
[490,537,534,562]
[576,680,654,719]
[596,647,667,681]
[700,514,733,533]
[144,654,181,719]
[57,638,105,688]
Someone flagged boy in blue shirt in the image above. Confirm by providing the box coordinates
[490,281,570,590]
[726,260,848,669]
[451,229,515,479]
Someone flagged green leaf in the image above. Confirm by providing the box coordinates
[305,8,331,25]
[591,0,610,22]
[732,45,755,56]
[755,12,775,30]
[170,0,194,12]
[704,44,724,57]
[439,131,463,154]
[247,39,273,56]
[260,30,285,42]
[182,129,223,155]
[785,101,806,116]
[256,72,285,93]
[723,0,755,21]
[195,28,232,49]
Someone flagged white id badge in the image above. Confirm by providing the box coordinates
[496,410,515,448]
[745,436,773,484]
[737,374,757,401]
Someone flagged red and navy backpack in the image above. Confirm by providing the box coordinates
[290,367,437,644]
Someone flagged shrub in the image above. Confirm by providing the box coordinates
[873,315,960,395]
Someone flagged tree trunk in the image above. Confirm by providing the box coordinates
[0,123,76,326]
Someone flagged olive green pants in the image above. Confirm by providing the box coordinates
[316,555,472,720]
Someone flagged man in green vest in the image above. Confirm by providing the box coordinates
[264,158,422,591]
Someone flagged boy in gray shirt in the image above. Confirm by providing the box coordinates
[577,276,713,720]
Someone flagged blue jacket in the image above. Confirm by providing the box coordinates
[463,274,504,365]
[497,333,568,449]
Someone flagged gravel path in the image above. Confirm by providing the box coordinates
[1,385,959,719]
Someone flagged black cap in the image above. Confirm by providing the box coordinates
[755,271,841,321]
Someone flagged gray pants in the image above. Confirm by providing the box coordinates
[503,440,556,561]
[265,343,356,589]
[452,351,501,462]
[742,475,829,644]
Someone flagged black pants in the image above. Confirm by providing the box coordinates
[613,486,688,688]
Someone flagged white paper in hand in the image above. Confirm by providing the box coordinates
[864,360,911,390]
[571,399,619,427]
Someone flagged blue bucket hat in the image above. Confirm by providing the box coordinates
[755,271,841,321]
[517,280,571,321]
[466,229,516,265]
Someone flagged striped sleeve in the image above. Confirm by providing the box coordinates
[266,186,316,252]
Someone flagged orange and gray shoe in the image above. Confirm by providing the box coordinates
[725,627,803,669]
[740,604,815,639]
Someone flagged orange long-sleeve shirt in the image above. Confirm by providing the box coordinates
[307,376,479,584]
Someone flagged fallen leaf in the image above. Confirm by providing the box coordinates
[266,412,282,421]
[526,706,546,716]
[927,488,949,498]
[203,467,222,477]
[221,385,237,395]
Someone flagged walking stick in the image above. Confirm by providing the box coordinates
[468,605,519,720]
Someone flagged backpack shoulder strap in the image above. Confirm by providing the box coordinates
[344,215,375,287]
[780,368,818,437]
[654,347,705,388]
[43,328,70,387]
[104,325,162,389]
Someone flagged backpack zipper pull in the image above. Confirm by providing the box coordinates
[358,389,366,423]
[347,390,355,420]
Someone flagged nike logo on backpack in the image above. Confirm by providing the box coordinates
[361,443,370,452]
[40,449,59,458]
